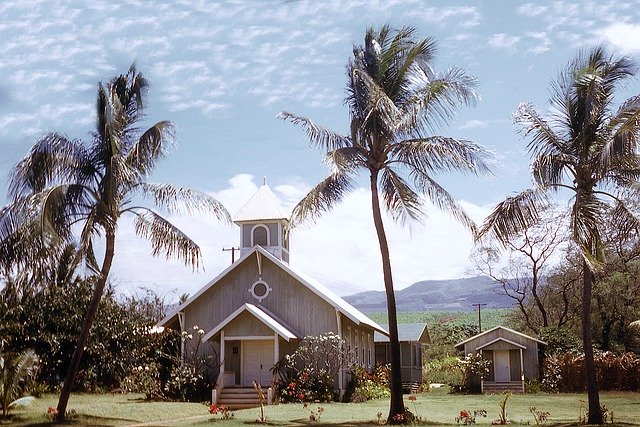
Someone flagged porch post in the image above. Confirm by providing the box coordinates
[178,312,185,365]
[479,349,484,394]
[220,330,225,375]
[274,333,279,364]
[519,348,525,393]
[335,309,344,397]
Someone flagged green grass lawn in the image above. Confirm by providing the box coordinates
[3,387,639,426]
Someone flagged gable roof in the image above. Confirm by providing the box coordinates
[202,303,300,342]
[158,245,386,334]
[454,325,547,350]
[475,337,527,351]
[374,323,430,344]
[233,184,288,222]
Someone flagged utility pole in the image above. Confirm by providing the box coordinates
[222,246,239,264]
[472,303,487,333]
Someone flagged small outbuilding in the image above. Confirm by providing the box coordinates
[374,323,430,391]
[455,326,546,393]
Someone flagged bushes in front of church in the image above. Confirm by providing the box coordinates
[273,333,350,403]
[347,364,390,402]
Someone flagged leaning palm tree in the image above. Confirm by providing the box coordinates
[0,65,230,420]
[479,46,640,424]
[279,25,492,423]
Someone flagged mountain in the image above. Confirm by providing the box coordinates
[343,276,513,312]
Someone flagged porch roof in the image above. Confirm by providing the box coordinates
[475,337,527,351]
[202,303,300,342]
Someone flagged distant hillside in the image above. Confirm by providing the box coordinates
[344,276,514,312]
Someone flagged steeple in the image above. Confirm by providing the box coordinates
[232,183,290,262]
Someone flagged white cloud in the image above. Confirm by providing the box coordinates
[109,174,490,301]
[600,23,640,52]
[459,119,488,130]
[517,3,548,17]
[489,33,521,51]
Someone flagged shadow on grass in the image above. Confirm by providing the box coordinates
[2,413,136,426]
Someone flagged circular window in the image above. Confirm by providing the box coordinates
[249,280,271,302]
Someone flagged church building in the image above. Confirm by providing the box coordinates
[158,184,386,406]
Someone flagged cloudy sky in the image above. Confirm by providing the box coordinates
[1,1,639,299]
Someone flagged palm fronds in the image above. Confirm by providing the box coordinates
[133,210,202,271]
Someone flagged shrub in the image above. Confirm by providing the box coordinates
[274,333,351,403]
[542,351,640,392]
[348,365,390,402]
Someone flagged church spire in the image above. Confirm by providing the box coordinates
[232,183,290,263]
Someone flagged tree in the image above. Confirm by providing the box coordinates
[472,208,569,333]
[0,350,38,418]
[479,46,640,424]
[0,65,230,419]
[279,25,492,423]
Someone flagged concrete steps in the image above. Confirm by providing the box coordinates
[217,387,261,410]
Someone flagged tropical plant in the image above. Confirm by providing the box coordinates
[479,46,640,424]
[0,64,230,419]
[279,25,492,423]
[0,349,38,418]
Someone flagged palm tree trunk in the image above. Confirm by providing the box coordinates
[56,230,116,420]
[368,172,405,424]
[582,259,603,424]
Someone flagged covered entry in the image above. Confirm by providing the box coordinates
[202,303,300,393]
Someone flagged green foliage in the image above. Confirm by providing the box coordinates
[367,309,511,329]
[162,328,218,402]
[348,365,390,402]
[423,356,463,385]
[0,349,38,418]
[530,406,550,425]
[538,326,582,355]
[274,333,350,403]
[0,278,177,393]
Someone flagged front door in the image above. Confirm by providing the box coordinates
[494,350,511,382]
[242,339,274,387]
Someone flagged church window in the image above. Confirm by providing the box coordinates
[252,225,269,246]
[249,280,272,302]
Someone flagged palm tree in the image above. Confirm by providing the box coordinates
[0,349,39,418]
[279,25,492,423]
[479,46,640,424]
[0,65,230,419]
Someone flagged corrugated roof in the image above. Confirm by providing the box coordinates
[232,184,288,222]
[374,323,429,343]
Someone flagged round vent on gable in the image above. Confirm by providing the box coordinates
[250,280,271,302]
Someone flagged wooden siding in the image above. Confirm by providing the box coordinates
[225,310,274,337]
[184,254,339,339]
[462,329,540,380]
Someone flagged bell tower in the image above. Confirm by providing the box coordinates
[232,182,290,263]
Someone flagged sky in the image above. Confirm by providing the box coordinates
[1,1,640,300]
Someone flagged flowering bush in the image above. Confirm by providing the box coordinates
[456,409,487,425]
[274,333,351,403]
[209,403,234,420]
[162,325,218,402]
[348,364,390,402]
[121,363,161,399]
[279,368,335,402]
[448,353,491,393]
